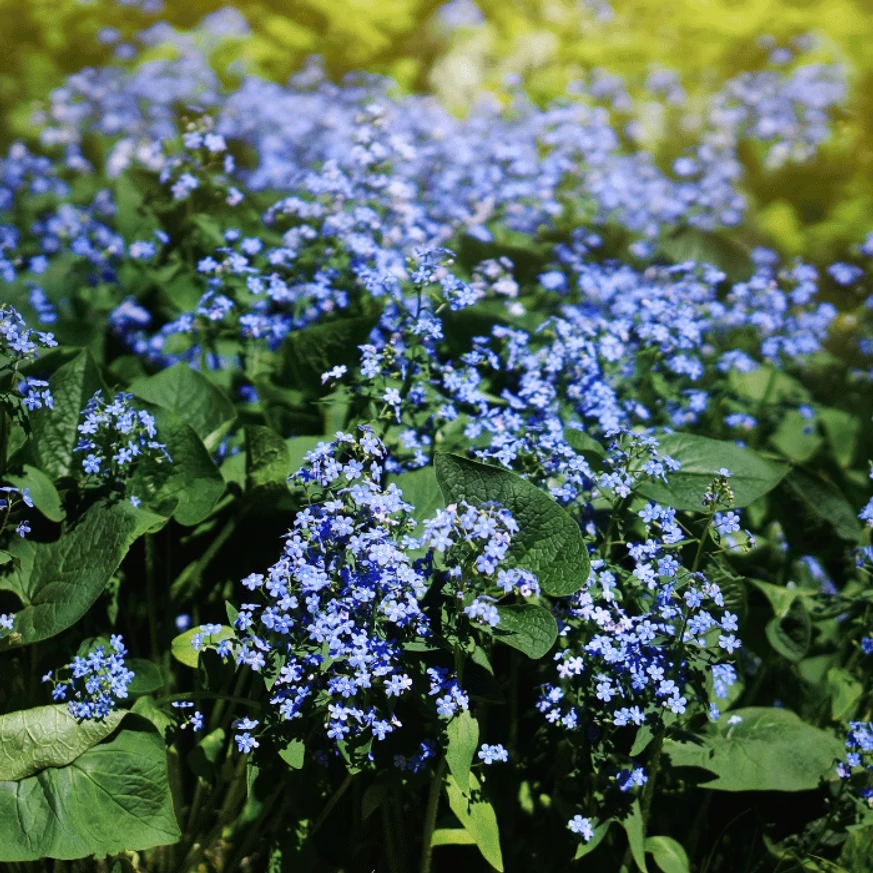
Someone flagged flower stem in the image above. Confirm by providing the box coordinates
[419,756,447,873]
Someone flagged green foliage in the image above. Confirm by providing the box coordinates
[0,501,162,645]
[664,708,845,792]
[0,717,180,861]
[435,452,590,596]
[638,433,788,510]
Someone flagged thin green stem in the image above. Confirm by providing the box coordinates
[310,771,355,839]
[419,756,447,873]
[145,534,160,662]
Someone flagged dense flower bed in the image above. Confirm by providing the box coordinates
[0,7,872,873]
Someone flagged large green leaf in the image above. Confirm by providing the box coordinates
[780,468,862,543]
[246,425,291,490]
[30,350,104,479]
[646,836,690,873]
[283,316,377,395]
[171,624,236,668]
[0,501,163,645]
[765,599,811,662]
[446,710,479,794]
[664,707,844,791]
[0,718,180,861]
[484,604,558,659]
[3,464,64,522]
[130,363,235,453]
[0,705,125,781]
[445,771,504,872]
[435,453,590,597]
[638,433,788,510]
[619,800,648,873]
[132,407,225,526]
[392,464,446,523]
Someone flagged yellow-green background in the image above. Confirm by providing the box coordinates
[2,0,872,263]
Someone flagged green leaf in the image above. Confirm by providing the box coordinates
[392,464,445,523]
[445,771,504,872]
[645,836,690,873]
[446,710,479,794]
[638,433,789,510]
[659,228,751,281]
[126,659,164,696]
[765,599,811,662]
[435,453,590,597]
[283,316,378,395]
[780,468,862,542]
[729,367,810,406]
[483,604,558,659]
[826,668,863,722]
[171,624,236,668]
[3,465,64,522]
[0,717,180,861]
[4,501,163,645]
[619,800,648,872]
[279,739,306,770]
[818,407,860,468]
[0,705,125,781]
[769,410,823,464]
[133,407,225,526]
[664,707,844,791]
[287,435,331,476]
[573,819,613,860]
[246,425,291,490]
[130,363,235,453]
[631,724,655,757]
[432,828,476,846]
[563,428,606,460]
[188,728,226,781]
[30,350,104,479]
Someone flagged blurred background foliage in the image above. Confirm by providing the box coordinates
[1,0,872,264]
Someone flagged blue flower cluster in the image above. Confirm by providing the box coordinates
[837,722,873,804]
[217,427,538,767]
[0,612,14,641]
[75,390,170,500]
[0,305,57,411]
[43,635,135,720]
[0,485,33,539]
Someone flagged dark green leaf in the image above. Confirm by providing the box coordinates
[0,719,180,861]
[30,350,104,479]
[126,659,164,696]
[574,819,613,860]
[765,599,811,662]
[130,363,235,453]
[780,468,862,542]
[646,836,690,873]
[171,624,235,668]
[826,668,863,722]
[664,707,844,791]
[638,433,788,510]
[446,710,479,794]
[4,502,163,645]
[4,464,64,522]
[133,407,225,526]
[0,705,125,781]
[445,771,504,872]
[435,454,589,597]
[619,800,648,872]
[246,425,291,490]
[484,604,558,659]
[283,316,377,395]
[279,739,305,770]
[563,427,606,460]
